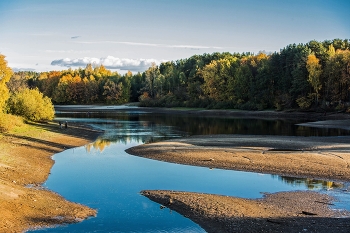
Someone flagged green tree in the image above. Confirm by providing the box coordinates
[130,72,144,102]
[202,58,235,103]
[324,49,350,104]
[144,63,159,98]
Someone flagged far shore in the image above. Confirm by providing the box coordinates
[54,104,350,121]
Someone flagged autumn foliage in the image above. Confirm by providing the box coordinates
[7,88,54,122]
[6,38,350,112]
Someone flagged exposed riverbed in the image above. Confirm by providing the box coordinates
[31,109,350,232]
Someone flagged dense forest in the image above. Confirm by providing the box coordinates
[8,38,350,111]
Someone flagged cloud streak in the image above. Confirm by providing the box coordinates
[51,56,165,71]
[75,40,223,50]
[45,49,91,53]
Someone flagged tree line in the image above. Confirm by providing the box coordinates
[8,38,350,111]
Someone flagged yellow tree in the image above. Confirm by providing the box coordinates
[0,55,13,112]
[306,54,322,104]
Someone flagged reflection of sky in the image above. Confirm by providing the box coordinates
[33,116,350,232]
[34,141,320,233]
[55,116,187,146]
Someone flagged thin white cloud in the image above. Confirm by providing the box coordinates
[51,56,165,71]
[12,67,36,72]
[75,40,223,50]
[45,49,91,54]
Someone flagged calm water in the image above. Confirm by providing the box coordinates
[31,111,350,233]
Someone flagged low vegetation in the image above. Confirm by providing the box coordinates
[0,113,23,133]
[0,55,54,132]
[7,88,54,122]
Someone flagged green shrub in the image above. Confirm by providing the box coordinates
[8,88,54,121]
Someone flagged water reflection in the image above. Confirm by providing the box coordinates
[272,175,343,190]
[57,111,350,155]
[32,111,350,232]
[57,111,350,137]
[85,139,111,153]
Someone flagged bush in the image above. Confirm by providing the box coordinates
[8,88,54,121]
[296,96,312,110]
[0,113,23,132]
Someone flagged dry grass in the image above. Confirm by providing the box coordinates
[0,113,24,133]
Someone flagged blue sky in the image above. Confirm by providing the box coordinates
[0,0,349,73]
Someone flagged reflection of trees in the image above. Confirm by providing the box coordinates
[85,139,111,152]
[272,175,343,190]
[57,111,350,137]
[61,111,350,154]
[84,120,181,153]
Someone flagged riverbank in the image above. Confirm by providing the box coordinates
[126,123,350,232]
[126,134,350,181]
[142,190,350,233]
[0,121,103,232]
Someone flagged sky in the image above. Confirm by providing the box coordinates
[0,0,349,73]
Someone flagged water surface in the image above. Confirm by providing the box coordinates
[32,111,350,232]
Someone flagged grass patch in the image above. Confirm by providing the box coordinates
[10,121,58,139]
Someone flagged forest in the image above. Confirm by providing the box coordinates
[7,38,350,111]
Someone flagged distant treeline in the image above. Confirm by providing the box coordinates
[9,38,350,111]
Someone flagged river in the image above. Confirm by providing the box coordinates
[31,110,350,232]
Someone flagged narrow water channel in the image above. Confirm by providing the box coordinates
[31,111,350,232]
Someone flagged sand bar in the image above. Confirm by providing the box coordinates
[142,190,350,233]
[125,120,350,232]
[126,134,350,181]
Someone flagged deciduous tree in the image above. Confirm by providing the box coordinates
[306,54,322,103]
[0,55,13,112]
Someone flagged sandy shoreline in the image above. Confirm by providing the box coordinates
[0,122,103,232]
[126,134,350,182]
[125,118,350,232]
[141,190,350,233]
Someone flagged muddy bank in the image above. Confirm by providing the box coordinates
[0,122,103,232]
[126,134,350,182]
[142,190,350,233]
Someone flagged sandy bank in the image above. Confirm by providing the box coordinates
[0,122,103,232]
[126,119,350,232]
[126,134,350,182]
[141,190,350,233]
